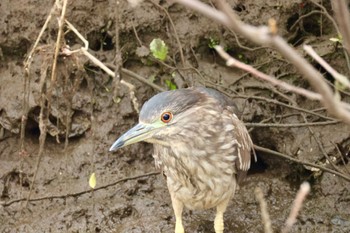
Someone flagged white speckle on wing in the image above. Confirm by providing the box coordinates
[225,124,234,131]
[220,142,232,150]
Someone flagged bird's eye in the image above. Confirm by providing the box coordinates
[161,112,173,123]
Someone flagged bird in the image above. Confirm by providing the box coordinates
[109,87,255,233]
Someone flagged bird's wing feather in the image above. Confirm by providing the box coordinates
[231,113,254,171]
[229,108,256,184]
[197,87,255,169]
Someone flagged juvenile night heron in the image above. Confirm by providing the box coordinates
[110,87,255,233]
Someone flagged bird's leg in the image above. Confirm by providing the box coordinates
[214,198,230,233]
[170,194,185,233]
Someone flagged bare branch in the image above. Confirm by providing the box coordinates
[26,0,69,208]
[281,182,310,233]
[255,187,273,233]
[214,45,322,100]
[1,172,160,207]
[304,45,350,89]
[49,0,68,85]
[172,0,350,124]
[148,0,185,66]
[65,20,140,113]
[106,63,166,92]
[245,120,340,128]
[331,0,350,55]
[254,145,350,182]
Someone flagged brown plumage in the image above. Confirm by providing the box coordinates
[110,87,255,233]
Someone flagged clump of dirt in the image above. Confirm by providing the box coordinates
[1,0,350,232]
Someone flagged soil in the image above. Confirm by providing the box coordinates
[1,0,350,233]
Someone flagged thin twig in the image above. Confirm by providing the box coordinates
[281,182,310,233]
[331,0,350,48]
[290,10,323,31]
[20,0,58,203]
[330,0,350,72]
[132,23,143,47]
[25,96,48,208]
[2,172,160,207]
[309,0,341,35]
[149,0,185,66]
[230,59,272,86]
[114,0,121,80]
[332,141,350,175]
[320,0,323,36]
[23,3,57,70]
[121,68,166,92]
[26,0,69,208]
[228,28,265,51]
[312,128,344,174]
[304,45,350,89]
[204,80,337,121]
[173,0,350,124]
[255,187,273,233]
[106,63,166,92]
[254,145,350,182]
[215,45,322,100]
[21,0,59,142]
[49,0,68,89]
[64,20,140,112]
[236,94,336,122]
[113,0,122,104]
[245,120,340,128]
[299,106,346,176]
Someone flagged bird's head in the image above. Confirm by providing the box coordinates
[109,89,210,151]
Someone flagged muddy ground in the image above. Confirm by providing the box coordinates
[1,0,350,232]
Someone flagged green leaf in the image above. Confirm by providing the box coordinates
[150,38,168,61]
[208,37,219,49]
[89,172,96,189]
[165,79,177,90]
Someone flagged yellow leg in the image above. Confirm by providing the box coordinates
[170,194,185,233]
[214,199,230,233]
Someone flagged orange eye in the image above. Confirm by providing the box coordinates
[161,112,173,123]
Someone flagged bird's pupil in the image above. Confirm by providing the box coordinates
[163,113,170,120]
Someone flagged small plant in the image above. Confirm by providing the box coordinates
[150,38,168,61]
[165,79,177,90]
[329,35,342,43]
[208,37,219,49]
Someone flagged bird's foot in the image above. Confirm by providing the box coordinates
[175,221,184,233]
[214,213,224,233]
[214,223,224,233]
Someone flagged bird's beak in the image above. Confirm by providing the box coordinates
[109,122,158,151]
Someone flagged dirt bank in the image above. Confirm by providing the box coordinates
[1,0,349,232]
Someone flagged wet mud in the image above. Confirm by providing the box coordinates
[0,0,349,232]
